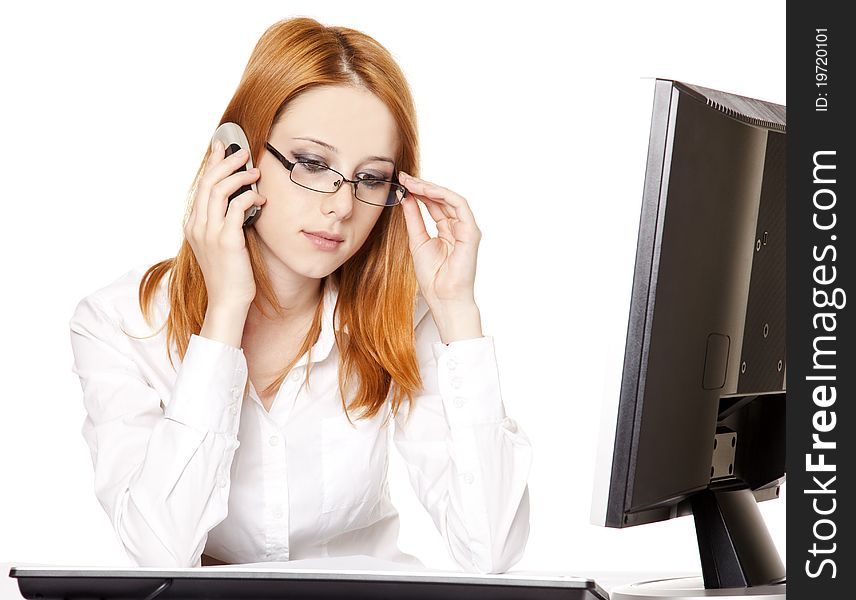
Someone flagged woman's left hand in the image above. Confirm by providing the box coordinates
[398,171,483,343]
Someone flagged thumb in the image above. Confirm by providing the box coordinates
[400,193,430,251]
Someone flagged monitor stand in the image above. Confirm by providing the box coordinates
[612,488,786,599]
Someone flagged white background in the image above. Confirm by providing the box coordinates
[0,0,785,579]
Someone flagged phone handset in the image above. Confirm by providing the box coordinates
[211,122,262,227]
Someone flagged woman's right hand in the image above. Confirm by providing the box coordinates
[184,138,267,311]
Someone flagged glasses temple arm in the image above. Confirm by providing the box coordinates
[264,142,296,169]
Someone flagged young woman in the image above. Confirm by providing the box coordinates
[69,17,531,572]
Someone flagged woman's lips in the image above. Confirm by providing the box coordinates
[302,231,343,251]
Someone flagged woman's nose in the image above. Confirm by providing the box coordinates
[320,179,356,218]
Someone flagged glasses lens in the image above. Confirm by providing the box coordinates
[291,162,342,192]
[290,162,403,207]
[356,180,404,206]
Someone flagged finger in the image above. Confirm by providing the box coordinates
[400,195,430,250]
[208,167,261,227]
[399,172,455,220]
[192,142,237,224]
[411,192,455,230]
[410,196,459,246]
[211,149,255,188]
[208,137,224,163]
[399,172,477,227]
[398,176,458,245]
[404,186,479,245]
[200,145,253,204]
[412,191,478,245]
[434,216,456,245]
[224,189,266,231]
[187,141,225,232]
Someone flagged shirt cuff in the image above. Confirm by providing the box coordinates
[432,335,507,427]
[164,333,248,434]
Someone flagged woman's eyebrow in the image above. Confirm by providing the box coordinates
[291,136,395,165]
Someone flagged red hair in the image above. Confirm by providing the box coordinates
[133,17,422,423]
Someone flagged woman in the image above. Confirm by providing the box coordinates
[69,17,531,572]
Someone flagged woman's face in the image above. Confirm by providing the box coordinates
[254,84,400,281]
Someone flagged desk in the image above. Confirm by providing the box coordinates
[4,561,697,600]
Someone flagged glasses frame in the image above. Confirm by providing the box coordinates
[264,142,407,207]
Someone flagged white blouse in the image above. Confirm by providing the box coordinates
[68,264,532,572]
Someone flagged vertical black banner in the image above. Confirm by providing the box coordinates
[787,1,856,598]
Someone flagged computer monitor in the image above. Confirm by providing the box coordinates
[590,79,786,599]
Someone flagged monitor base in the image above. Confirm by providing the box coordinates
[611,576,785,599]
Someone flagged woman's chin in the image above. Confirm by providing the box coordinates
[303,264,339,279]
[258,238,342,280]
[287,255,343,280]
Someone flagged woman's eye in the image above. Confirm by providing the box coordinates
[357,173,389,182]
[357,174,390,190]
[297,158,328,173]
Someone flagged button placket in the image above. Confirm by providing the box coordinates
[262,418,289,560]
[268,368,306,424]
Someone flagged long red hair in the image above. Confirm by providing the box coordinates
[132,17,422,422]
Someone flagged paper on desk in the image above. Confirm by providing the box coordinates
[203,554,447,573]
[201,555,594,583]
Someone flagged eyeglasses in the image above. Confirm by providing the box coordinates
[264,142,407,207]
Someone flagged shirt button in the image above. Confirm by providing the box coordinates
[453,396,465,408]
[232,386,241,399]
[273,507,284,519]
[269,435,280,446]
[451,376,462,390]
[446,358,457,370]
[463,472,474,485]
[217,476,227,488]
[290,371,301,382]
[229,404,239,415]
